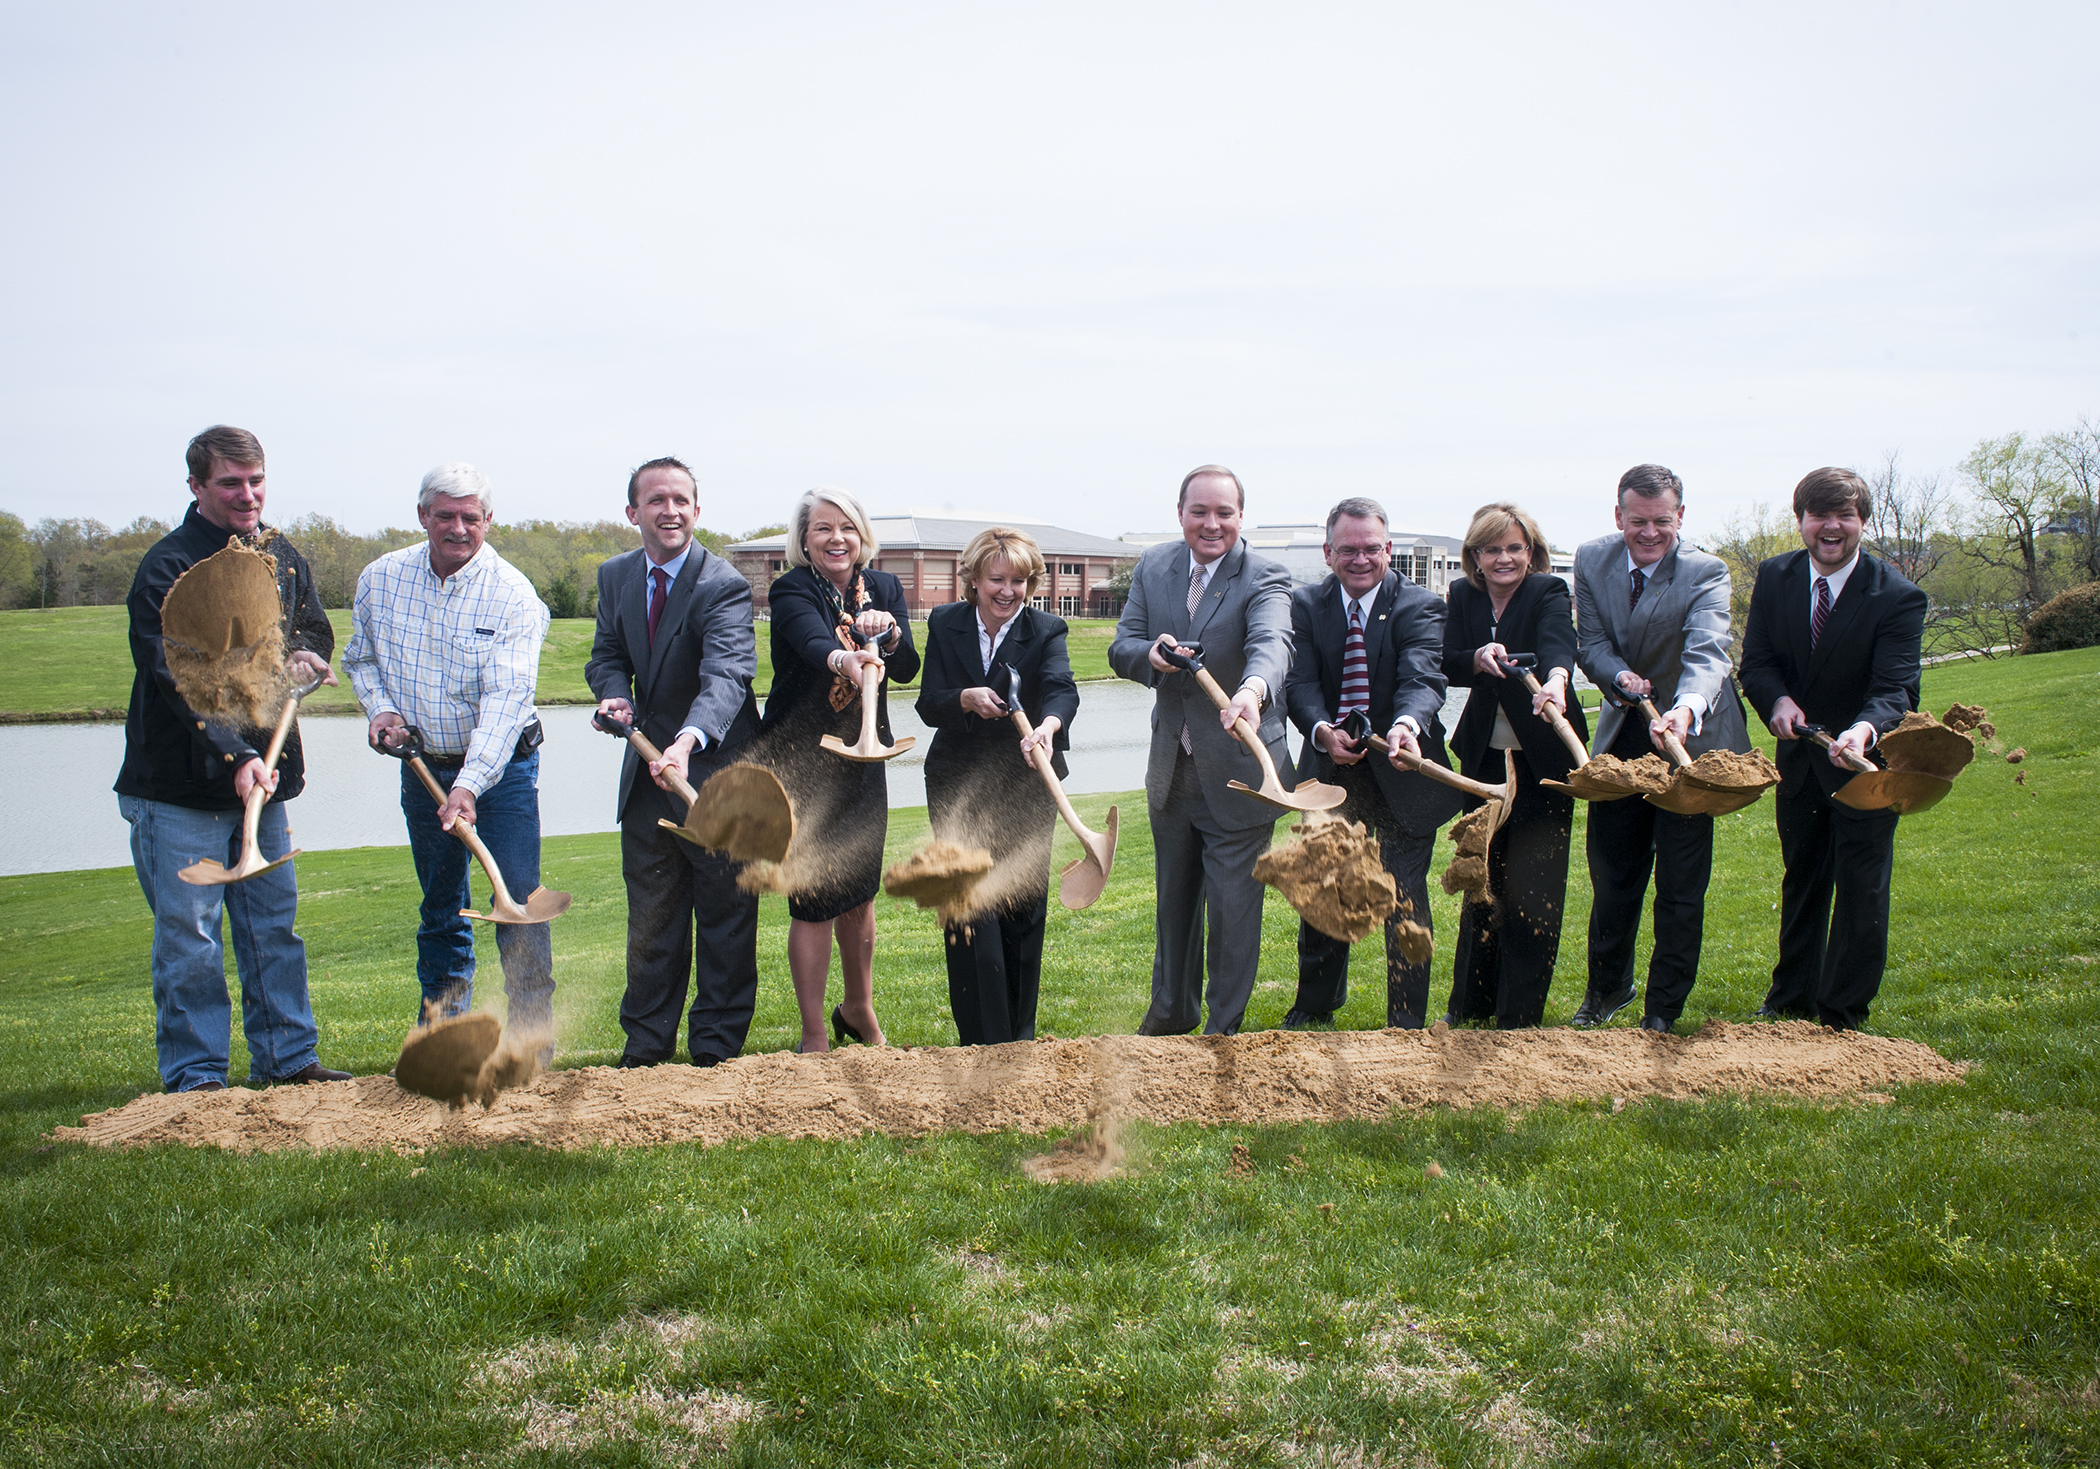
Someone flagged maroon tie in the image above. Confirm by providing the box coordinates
[1811,576,1831,649]
[647,566,670,648]
[1629,566,1646,612]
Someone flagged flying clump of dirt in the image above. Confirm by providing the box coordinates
[395,1013,544,1110]
[1441,805,1495,897]
[884,841,996,925]
[1254,816,1398,942]
[159,540,289,729]
[1680,747,1780,790]
[1582,752,1673,795]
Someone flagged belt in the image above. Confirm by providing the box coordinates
[421,719,544,767]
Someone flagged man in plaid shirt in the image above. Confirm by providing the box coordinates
[344,462,555,1046]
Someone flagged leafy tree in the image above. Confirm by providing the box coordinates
[1697,501,1796,660]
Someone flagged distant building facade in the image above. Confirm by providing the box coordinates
[729,515,1140,619]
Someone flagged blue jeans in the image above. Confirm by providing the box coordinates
[118,794,322,1091]
[399,750,554,1031]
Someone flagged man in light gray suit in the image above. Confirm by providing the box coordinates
[587,456,763,1068]
[1571,463,1753,1033]
[1109,464,1294,1036]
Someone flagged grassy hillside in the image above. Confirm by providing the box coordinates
[0,607,1124,722]
[0,650,2093,1463]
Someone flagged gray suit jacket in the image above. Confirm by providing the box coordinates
[1572,535,1750,757]
[1108,538,1294,832]
[585,545,761,822]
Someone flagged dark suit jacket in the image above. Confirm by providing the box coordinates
[1443,573,1588,782]
[759,564,920,737]
[916,602,1079,782]
[586,544,761,822]
[1739,550,1926,798]
[1285,571,1463,837]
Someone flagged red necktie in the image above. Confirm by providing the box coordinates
[647,566,670,648]
[1338,601,1369,717]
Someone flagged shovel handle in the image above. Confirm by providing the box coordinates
[1010,708,1097,846]
[592,710,702,806]
[1361,730,1514,804]
[1806,726,1878,773]
[405,755,521,909]
[1502,660,1591,769]
[1631,697,1694,769]
[1188,665,1284,784]
[853,657,883,748]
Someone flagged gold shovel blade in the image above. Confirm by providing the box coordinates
[1227,776,1349,813]
[1057,854,1109,909]
[819,733,917,763]
[1833,770,1954,816]
[1875,723,1976,780]
[177,847,299,887]
[679,763,795,862]
[461,886,572,925]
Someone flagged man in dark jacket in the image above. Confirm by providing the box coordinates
[1739,465,1928,1031]
[114,425,349,1092]
[1282,497,1461,1029]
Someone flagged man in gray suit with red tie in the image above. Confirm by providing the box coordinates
[1109,464,1294,1037]
[1282,497,1461,1029]
[1571,463,1753,1034]
[586,456,762,1068]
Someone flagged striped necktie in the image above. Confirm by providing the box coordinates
[1338,599,1369,718]
[1179,562,1205,753]
[1812,576,1831,649]
[1629,566,1646,612]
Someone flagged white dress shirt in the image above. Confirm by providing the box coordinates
[344,542,550,797]
[1807,552,1860,617]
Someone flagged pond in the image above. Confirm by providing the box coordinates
[4,682,1476,876]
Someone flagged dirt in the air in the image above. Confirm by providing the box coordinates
[1253,816,1398,942]
[1440,804,1496,897]
[52,1023,1965,1157]
[394,1013,545,1110]
[883,841,997,925]
[159,541,289,728]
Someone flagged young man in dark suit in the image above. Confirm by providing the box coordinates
[586,456,763,1067]
[1282,497,1461,1029]
[1739,466,1927,1031]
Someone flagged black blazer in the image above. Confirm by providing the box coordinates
[916,602,1079,782]
[1285,571,1463,837]
[585,544,761,822]
[1739,550,1926,797]
[1443,573,1588,782]
[760,564,920,738]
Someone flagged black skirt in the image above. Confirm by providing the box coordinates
[753,682,890,924]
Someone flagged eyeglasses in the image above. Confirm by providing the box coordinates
[1331,544,1386,562]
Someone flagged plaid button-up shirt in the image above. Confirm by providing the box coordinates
[344,542,550,797]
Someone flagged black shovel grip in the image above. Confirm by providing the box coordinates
[592,710,638,741]
[1157,640,1206,674]
[374,724,426,761]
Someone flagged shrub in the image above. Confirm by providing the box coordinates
[2020,580,2100,654]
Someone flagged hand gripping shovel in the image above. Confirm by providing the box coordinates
[1496,654,1635,802]
[1338,710,1516,846]
[821,629,916,763]
[1003,668,1117,909]
[1804,726,1953,815]
[592,711,794,863]
[378,726,572,923]
[1158,642,1346,814]
[177,672,324,886]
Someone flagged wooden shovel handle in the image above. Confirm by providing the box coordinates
[1011,708,1095,846]
[1509,665,1591,769]
[406,755,520,908]
[619,726,701,807]
[1189,666,1283,785]
[1363,730,1513,804]
[1808,728,1878,773]
[232,689,306,855]
[1632,697,1694,769]
[854,657,883,748]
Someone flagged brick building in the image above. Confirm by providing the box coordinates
[728,515,1140,619]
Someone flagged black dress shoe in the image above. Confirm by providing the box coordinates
[1754,1005,1810,1022]
[690,1052,727,1069]
[1573,984,1638,1028]
[270,1062,350,1085]
[1638,1015,1673,1035]
[617,1055,659,1069]
[831,1006,866,1046]
[1280,1007,1334,1030]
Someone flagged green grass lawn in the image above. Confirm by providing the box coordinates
[0,610,1124,723]
[1,652,2096,1464]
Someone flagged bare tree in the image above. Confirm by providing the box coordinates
[1865,450,1954,589]
[2044,417,2100,585]
[1697,500,1797,662]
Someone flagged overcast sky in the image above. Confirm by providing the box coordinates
[4,2,2095,549]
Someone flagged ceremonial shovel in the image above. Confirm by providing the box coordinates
[1337,710,1516,846]
[1157,643,1345,814]
[821,629,916,763]
[1495,654,1639,803]
[378,726,572,923]
[1004,668,1117,909]
[1804,726,1954,815]
[177,672,323,887]
[591,711,794,864]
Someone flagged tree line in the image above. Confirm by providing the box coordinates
[1701,418,2100,657]
[0,514,785,618]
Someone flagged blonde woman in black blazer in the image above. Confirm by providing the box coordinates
[1441,502,1587,1029]
[915,529,1079,1045]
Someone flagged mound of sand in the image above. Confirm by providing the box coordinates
[1580,752,1674,795]
[1253,816,1398,942]
[883,841,996,924]
[1441,805,1495,897]
[50,1023,1964,1156]
[1680,747,1780,790]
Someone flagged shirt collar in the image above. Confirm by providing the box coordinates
[1335,579,1378,621]
[1624,546,1667,577]
[1812,552,1860,600]
[645,544,694,582]
[423,542,491,587]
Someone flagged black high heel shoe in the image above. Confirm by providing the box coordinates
[831,1005,867,1047]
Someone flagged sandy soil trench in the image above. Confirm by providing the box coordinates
[52,1022,1965,1155]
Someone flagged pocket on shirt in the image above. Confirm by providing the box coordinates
[448,630,493,699]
